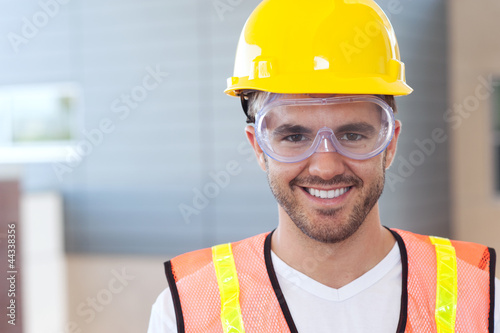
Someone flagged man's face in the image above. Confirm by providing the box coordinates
[246,96,401,244]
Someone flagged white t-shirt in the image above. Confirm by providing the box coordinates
[147,243,500,332]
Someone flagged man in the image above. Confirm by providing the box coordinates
[148,0,499,332]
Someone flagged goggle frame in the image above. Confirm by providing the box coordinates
[254,95,396,163]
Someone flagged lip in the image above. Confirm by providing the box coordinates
[303,185,350,191]
[299,185,353,206]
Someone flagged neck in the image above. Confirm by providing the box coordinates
[271,203,395,289]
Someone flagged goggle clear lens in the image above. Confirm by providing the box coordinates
[255,95,395,163]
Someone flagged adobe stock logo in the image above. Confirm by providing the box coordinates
[213,0,245,21]
[178,141,255,224]
[54,267,135,333]
[76,268,135,324]
[7,0,72,53]
[179,160,243,223]
[386,74,495,191]
[52,64,168,182]
[340,21,381,64]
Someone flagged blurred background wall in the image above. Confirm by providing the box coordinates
[448,0,500,257]
[0,0,498,332]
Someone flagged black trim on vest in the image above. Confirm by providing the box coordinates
[488,247,496,333]
[264,231,299,333]
[164,260,185,333]
[388,229,409,333]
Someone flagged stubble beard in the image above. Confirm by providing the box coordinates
[266,158,386,244]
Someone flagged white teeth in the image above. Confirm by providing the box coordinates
[307,187,350,199]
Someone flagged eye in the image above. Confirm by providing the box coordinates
[339,133,364,141]
[284,134,307,142]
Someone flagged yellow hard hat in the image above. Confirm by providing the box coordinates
[225,0,413,97]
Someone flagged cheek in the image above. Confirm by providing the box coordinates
[349,157,385,181]
[267,161,307,183]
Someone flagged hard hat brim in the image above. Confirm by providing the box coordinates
[225,73,413,97]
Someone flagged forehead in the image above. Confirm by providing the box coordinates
[266,94,380,110]
[271,93,375,100]
[268,95,380,114]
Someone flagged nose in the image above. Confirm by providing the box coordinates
[307,149,346,180]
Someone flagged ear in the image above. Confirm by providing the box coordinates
[384,120,401,169]
[245,125,267,171]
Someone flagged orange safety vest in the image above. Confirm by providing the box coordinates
[164,229,496,333]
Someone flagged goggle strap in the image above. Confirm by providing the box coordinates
[240,95,253,124]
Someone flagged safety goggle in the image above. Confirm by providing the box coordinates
[254,95,395,163]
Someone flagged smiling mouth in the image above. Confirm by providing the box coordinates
[303,186,352,199]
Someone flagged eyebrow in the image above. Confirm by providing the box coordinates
[336,122,377,135]
[272,124,314,136]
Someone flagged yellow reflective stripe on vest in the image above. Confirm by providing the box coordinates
[429,236,458,333]
[212,243,245,333]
